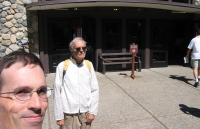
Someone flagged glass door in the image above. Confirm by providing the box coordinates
[102,19,122,52]
[150,21,169,67]
[82,18,96,67]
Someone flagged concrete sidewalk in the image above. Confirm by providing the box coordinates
[43,65,200,129]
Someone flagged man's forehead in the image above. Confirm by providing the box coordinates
[1,63,45,89]
[74,40,85,46]
[1,63,43,81]
[3,63,36,71]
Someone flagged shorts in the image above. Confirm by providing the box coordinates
[191,59,200,67]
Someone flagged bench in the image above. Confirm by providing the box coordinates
[98,52,141,74]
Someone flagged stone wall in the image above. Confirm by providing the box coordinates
[27,10,39,53]
[0,0,39,58]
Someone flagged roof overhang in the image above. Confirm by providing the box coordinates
[26,1,200,14]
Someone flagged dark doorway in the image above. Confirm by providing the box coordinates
[150,20,169,67]
[47,18,95,73]
[102,19,122,52]
[168,20,193,65]
[126,21,142,49]
[126,19,145,56]
[150,20,193,67]
[101,19,125,71]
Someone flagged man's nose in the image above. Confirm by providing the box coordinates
[80,47,84,51]
[27,92,42,110]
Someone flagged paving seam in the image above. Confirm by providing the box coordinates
[92,112,189,127]
[149,69,200,91]
[92,116,155,127]
[104,74,169,129]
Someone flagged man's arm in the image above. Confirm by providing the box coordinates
[54,62,65,123]
[186,49,191,57]
[88,63,99,117]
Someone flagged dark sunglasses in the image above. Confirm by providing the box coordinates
[74,47,87,51]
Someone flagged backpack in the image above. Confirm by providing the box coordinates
[63,59,91,77]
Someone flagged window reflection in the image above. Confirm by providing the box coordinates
[126,21,142,50]
[102,19,121,50]
[153,52,166,62]
[172,0,190,3]
[152,22,168,49]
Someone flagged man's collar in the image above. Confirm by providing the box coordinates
[70,57,84,65]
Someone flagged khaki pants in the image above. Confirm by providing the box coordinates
[64,112,91,129]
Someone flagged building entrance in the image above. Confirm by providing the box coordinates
[47,18,95,73]
[168,21,193,65]
[102,19,122,52]
[100,19,145,71]
[150,21,169,67]
[40,9,196,73]
[150,20,193,67]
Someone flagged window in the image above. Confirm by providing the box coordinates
[172,0,189,3]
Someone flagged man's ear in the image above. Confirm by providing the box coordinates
[69,48,73,52]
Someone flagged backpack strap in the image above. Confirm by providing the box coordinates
[85,60,91,71]
[63,59,91,78]
[63,59,70,78]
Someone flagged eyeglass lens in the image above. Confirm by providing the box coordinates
[75,47,87,51]
[15,86,52,101]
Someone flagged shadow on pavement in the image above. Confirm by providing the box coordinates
[169,75,194,86]
[179,104,200,118]
[119,73,128,76]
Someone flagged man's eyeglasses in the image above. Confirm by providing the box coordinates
[0,86,53,101]
[74,47,87,51]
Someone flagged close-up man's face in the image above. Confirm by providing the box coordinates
[71,40,87,62]
[0,63,48,129]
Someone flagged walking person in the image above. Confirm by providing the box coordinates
[0,50,52,129]
[54,37,99,129]
[186,28,200,87]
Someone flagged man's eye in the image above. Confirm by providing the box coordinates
[38,87,47,94]
[15,89,30,95]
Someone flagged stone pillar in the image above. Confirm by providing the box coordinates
[0,0,38,57]
[27,11,39,54]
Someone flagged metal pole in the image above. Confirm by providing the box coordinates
[124,43,141,79]
[131,53,135,78]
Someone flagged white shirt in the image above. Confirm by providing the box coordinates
[188,36,200,59]
[54,58,99,120]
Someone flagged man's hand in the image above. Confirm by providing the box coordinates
[85,113,95,123]
[56,120,65,126]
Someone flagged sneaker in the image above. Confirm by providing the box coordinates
[194,82,199,87]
